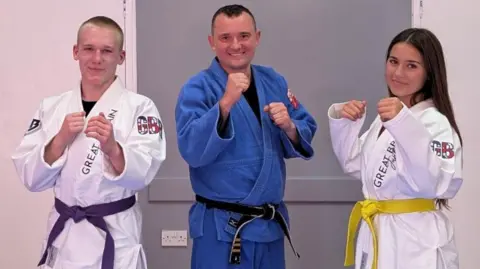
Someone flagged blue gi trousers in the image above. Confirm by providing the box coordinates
[191,208,285,269]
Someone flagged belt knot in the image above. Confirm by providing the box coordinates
[360,200,379,219]
[70,206,87,223]
[261,204,276,220]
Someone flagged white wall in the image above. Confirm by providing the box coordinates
[414,0,480,268]
[0,1,127,268]
[0,0,478,268]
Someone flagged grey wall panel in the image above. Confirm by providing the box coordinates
[135,0,411,268]
[148,178,363,202]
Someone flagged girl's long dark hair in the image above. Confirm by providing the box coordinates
[386,28,463,209]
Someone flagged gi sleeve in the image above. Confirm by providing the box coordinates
[277,76,317,159]
[11,101,67,192]
[175,81,234,168]
[103,98,166,191]
[384,105,463,198]
[327,102,370,180]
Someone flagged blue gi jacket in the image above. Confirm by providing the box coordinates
[175,58,317,243]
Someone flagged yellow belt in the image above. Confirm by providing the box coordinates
[344,198,436,269]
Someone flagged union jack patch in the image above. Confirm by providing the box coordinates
[287,89,299,109]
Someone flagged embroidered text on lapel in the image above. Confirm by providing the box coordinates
[24,119,41,136]
[82,143,101,175]
[81,108,119,175]
[287,89,299,109]
[107,109,118,121]
[373,141,397,188]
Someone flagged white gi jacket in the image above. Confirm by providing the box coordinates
[11,78,166,269]
[328,99,462,269]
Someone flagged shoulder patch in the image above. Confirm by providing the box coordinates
[137,115,163,138]
[287,89,299,109]
[430,140,455,159]
[24,119,41,136]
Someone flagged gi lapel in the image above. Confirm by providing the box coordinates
[208,59,263,144]
[208,59,274,205]
[235,68,262,145]
[410,98,434,113]
[68,78,126,177]
[81,78,125,124]
[240,67,274,205]
[363,117,392,198]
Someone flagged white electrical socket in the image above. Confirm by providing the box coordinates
[161,230,188,247]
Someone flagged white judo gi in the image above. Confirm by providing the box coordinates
[11,78,166,269]
[328,98,462,269]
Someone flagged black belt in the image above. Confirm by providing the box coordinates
[195,195,300,264]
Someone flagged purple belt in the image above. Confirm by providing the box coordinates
[38,196,136,269]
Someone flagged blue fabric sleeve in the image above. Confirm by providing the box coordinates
[277,75,317,160]
[175,80,235,168]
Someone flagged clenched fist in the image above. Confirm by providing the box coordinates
[56,111,86,148]
[223,73,250,106]
[85,112,119,156]
[264,102,295,132]
[44,111,85,165]
[341,100,366,121]
[377,97,403,122]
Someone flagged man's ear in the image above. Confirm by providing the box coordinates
[208,35,216,52]
[119,49,126,65]
[73,44,79,60]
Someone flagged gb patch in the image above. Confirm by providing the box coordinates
[137,116,163,138]
[24,119,41,136]
[287,88,299,109]
[430,140,455,159]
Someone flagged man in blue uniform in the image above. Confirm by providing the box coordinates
[175,4,317,269]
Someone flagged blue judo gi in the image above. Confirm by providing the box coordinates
[175,58,317,269]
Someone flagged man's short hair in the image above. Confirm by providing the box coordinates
[77,16,124,50]
[211,4,257,34]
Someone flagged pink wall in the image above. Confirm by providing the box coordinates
[0,1,126,268]
[1,0,479,268]
[416,1,480,268]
